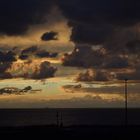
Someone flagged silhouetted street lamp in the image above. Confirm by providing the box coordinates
[56,111,59,127]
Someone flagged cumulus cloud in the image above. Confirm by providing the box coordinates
[0,0,140,80]
[76,69,113,82]
[62,46,130,69]
[116,66,140,80]
[31,61,57,79]
[0,62,12,79]
[0,51,16,79]
[58,0,140,80]
[62,46,105,67]
[0,53,57,80]
[7,61,57,80]
[0,51,16,62]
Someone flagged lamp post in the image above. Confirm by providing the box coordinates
[56,111,59,127]
[124,78,128,126]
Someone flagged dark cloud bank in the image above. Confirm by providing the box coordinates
[0,0,55,35]
[59,0,140,81]
[0,50,57,80]
[20,46,58,60]
[0,0,140,80]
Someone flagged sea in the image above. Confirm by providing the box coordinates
[0,108,140,127]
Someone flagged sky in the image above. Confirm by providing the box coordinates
[0,0,140,108]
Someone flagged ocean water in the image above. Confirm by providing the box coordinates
[0,108,140,127]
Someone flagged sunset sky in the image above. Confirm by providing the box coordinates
[0,0,139,108]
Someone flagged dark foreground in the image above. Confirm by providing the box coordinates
[1,108,140,139]
[1,125,140,139]
[1,108,140,126]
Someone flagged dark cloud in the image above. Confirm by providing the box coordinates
[0,0,140,38]
[70,22,113,45]
[36,51,50,58]
[0,51,16,62]
[103,57,129,69]
[93,71,112,81]
[31,61,57,79]
[36,51,58,58]
[0,62,12,79]
[59,0,140,63]
[0,86,41,95]
[0,61,57,80]
[0,0,140,80]
[0,62,11,73]
[0,50,16,79]
[62,46,105,68]
[116,66,140,80]
[19,46,58,60]
[126,40,140,54]
[0,0,139,45]
[21,46,38,55]
[76,69,112,82]
[19,54,29,60]
[62,46,130,69]
[19,46,37,60]
[0,0,55,35]
[59,0,140,26]
[41,31,58,41]
[59,0,140,76]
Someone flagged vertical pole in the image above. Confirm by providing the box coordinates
[60,112,63,127]
[125,79,128,126]
[56,111,59,127]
